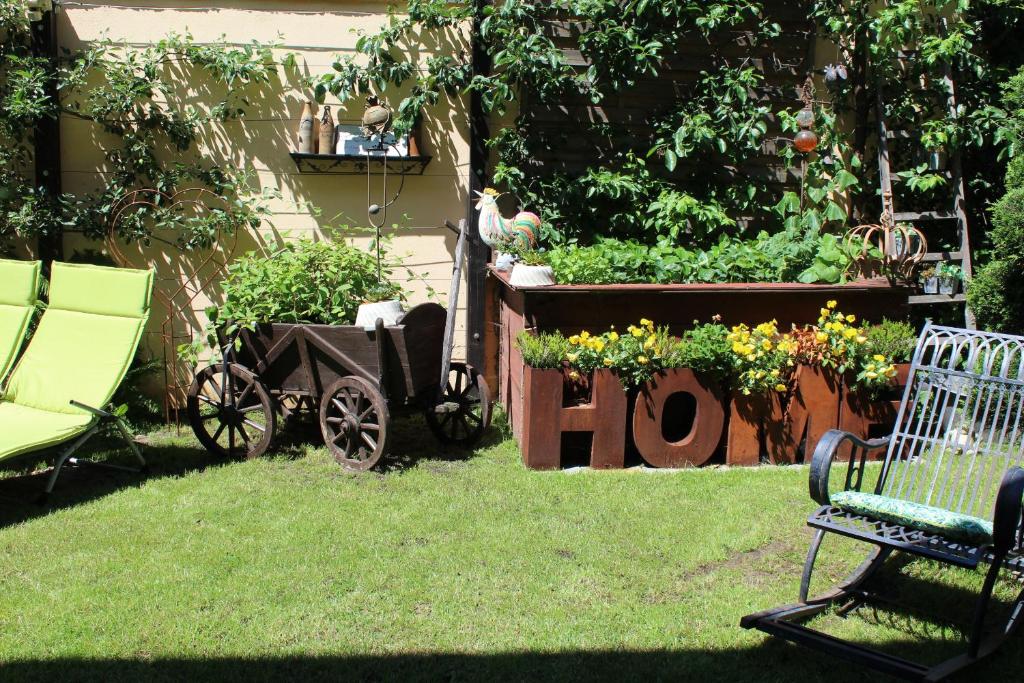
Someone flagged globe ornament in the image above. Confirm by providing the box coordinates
[845,212,928,282]
[361,95,393,139]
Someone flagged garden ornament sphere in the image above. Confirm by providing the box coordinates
[794,129,819,153]
[368,203,382,215]
[361,95,393,139]
[796,106,815,129]
[845,212,928,282]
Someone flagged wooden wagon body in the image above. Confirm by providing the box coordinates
[234,303,446,406]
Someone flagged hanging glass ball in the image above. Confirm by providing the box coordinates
[794,129,819,153]
[795,107,815,129]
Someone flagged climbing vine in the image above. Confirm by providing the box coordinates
[312,0,1024,277]
[1,0,283,253]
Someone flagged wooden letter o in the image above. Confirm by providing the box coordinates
[633,368,725,467]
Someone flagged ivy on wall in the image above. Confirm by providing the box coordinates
[0,1,283,253]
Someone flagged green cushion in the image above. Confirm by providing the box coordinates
[0,259,40,383]
[0,403,93,462]
[831,490,993,545]
[0,259,40,306]
[3,262,152,419]
[47,262,153,318]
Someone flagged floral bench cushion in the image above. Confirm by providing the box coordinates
[830,490,994,546]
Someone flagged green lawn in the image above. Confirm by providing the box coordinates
[0,418,1020,682]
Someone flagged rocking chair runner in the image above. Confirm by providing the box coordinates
[742,324,1024,681]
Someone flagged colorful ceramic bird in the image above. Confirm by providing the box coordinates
[475,188,541,250]
[361,95,393,139]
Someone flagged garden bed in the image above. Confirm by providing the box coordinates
[486,266,910,463]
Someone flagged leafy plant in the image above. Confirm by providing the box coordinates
[215,239,404,328]
[936,262,963,280]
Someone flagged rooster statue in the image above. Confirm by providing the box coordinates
[475,188,541,250]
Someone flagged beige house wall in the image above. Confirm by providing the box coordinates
[55,0,472,377]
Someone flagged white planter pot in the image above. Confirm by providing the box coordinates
[509,264,555,287]
[355,299,405,331]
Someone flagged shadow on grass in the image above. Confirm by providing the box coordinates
[272,406,504,472]
[0,410,505,525]
[0,432,221,527]
[1,637,1021,683]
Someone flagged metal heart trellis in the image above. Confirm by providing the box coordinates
[844,210,928,282]
[106,187,240,423]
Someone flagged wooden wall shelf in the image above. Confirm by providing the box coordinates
[289,152,431,176]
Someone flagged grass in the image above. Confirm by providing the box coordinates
[0,417,1021,682]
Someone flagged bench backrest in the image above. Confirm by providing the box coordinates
[879,324,1024,521]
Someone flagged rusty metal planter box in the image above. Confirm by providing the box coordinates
[486,267,910,451]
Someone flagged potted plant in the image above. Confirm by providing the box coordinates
[508,244,555,287]
[919,264,938,294]
[936,262,963,295]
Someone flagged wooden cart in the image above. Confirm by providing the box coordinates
[186,221,491,471]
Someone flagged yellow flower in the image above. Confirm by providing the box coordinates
[865,371,878,379]
[637,355,649,365]
[640,318,654,330]
[775,383,788,392]
[846,314,856,323]
[815,331,828,343]
[568,335,580,345]
[756,371,765,379]
[820,308,830,318]
[590,339,605,353]
[827,299,837,309]
[603,357,614,367]
[866,363,876,371]
[746,353,757,362]
[569,370,580,380]
[761,339,773,350]
[855,335,867,344]
[631,326,645,338]
[579,330,591,341]
[644,335,656,350]
[732,341,746,354]
[608,331,619,342]
[873,354,886,363]
[567,353,578,363]
[843,328,857,340]
[770,369,779,377]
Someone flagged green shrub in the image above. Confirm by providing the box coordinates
[969,260,1024,334]
[968,66,1024,334]
[864,319,917,364]
[217,239,403,327]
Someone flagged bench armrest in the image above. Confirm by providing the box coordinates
[993,467,1024,554]
[809,429,890,505]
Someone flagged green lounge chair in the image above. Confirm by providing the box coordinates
[0,259,41,385]
[0,262,154,498]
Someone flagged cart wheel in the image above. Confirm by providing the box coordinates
[187,363,275,459]
[426,362,492,446]
[319,376,389,472]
